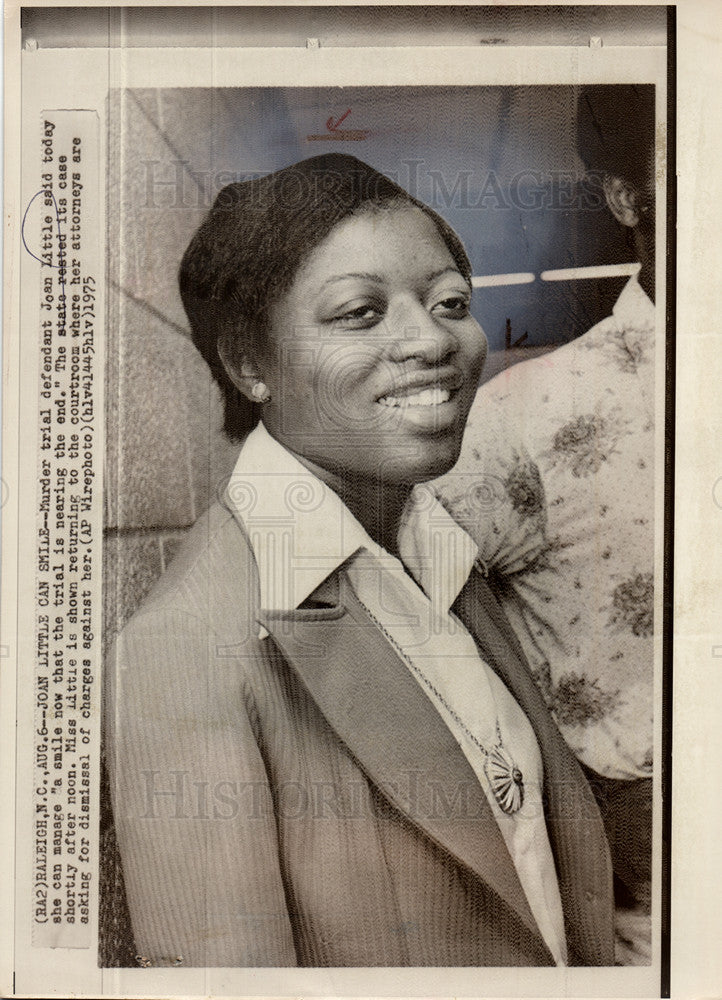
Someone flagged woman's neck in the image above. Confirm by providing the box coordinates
[289,451,412,559]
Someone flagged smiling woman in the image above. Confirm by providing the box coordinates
[105,153,616,968]
[237,206,485,471]
[223,200,487,554]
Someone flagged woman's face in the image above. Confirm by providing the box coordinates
[257,204,487,485]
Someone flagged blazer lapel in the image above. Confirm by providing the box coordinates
[258,572,553,966]
[452,569,615,966]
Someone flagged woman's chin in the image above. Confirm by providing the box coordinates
[394,439,465,486]
[291,426,466,489]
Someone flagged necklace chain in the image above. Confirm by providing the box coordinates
[355,595,505,762]
[354,594,525,814]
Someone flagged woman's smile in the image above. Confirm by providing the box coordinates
[378,387,452,407]
[375,364,463,426]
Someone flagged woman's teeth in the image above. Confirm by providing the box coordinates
[378,387,451,408]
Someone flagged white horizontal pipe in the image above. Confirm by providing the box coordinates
[540,262,641,281]
[471,272,536,287]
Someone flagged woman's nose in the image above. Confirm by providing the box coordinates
[386,302,457,366]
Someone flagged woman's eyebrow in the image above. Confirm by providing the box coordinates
[425,267,464,283]
[322,267,464,288]
[322,272,383,287]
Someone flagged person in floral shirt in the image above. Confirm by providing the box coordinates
[434,86,657,964]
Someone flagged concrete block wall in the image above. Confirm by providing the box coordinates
[105,87,240,643]
[102,89,242,965]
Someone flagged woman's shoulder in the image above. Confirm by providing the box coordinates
[115,499,260,644]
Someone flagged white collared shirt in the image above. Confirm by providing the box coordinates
[227,422,568,965]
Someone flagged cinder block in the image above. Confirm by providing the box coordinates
[159,529,190,572]
[178,344,241,518]
[106,286,200,530]
[102,530,164,649]
[109,87,207,332]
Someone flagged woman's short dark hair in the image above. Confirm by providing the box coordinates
[179,153,473,440]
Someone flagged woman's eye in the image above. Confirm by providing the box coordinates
[431,296,470,319]
[332,303,383,328]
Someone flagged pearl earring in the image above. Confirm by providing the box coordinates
[251,380,271,403]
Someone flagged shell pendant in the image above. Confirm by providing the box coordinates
[485,743,524,814]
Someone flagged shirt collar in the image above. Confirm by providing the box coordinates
[225,421,478,613]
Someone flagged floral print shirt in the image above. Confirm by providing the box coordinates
[434,279,655,781]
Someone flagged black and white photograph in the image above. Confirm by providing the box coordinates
[102,78,660,973]
[3,4,721,999]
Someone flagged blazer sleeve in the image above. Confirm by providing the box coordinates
[104,603,298,968]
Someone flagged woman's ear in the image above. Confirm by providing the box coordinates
[602,174,642,228]
[217,335,266,403]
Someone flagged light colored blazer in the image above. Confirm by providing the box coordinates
[105,497,615,968]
